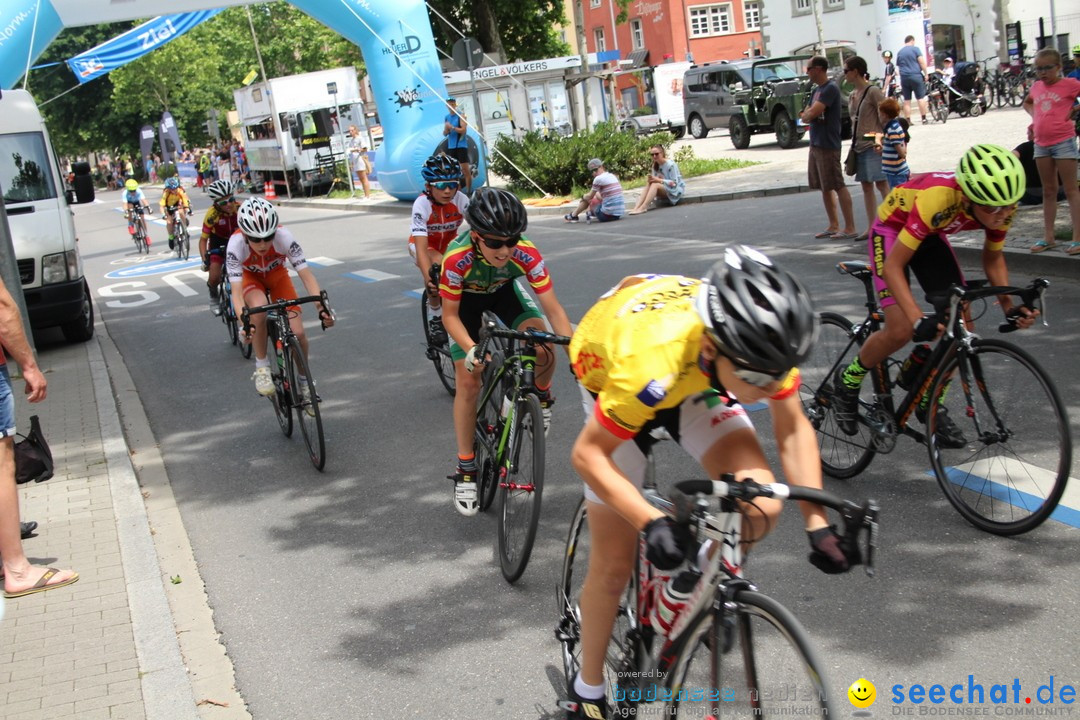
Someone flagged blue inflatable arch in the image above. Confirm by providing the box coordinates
[0,0,485,200]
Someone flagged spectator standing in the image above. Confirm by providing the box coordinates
[564,158,625,223]
[800,55,857,240]
[896,35,930,124]
[882,50,899,98]
[443,98,472,195]
[0,275,79,599]
[1067,46,1080,79]
[1022,48,1080,254]
[347,126,372,199]
[627,144,685,215]
[846,56,889,241]
[876,98,910,188]
[123,156,134,178]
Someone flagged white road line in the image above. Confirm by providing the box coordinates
[347,269,399,282]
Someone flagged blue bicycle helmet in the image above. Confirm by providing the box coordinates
[421,154,463,183]
[165,177,180,190]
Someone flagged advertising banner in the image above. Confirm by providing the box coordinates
[0,0,65,89]
[65,10,222,84]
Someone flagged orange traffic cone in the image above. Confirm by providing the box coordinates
[264,181,277,202]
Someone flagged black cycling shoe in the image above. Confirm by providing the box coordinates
[427,316,448,346]
[560,683,608,720]
[830,368,860,436]
[916,404,967,449]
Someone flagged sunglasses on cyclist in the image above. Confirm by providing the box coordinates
[430,181,459,190]
[215,196,237,205]
[245,233,275,244]
[732,365,787,389]
[474,233,520,250]
[974,202,1017,215]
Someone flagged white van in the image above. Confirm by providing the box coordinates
[0,89,94,342]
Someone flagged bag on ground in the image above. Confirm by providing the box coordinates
[14,415,54,484]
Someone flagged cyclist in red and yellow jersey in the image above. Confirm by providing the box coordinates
[200,179,241,314]
[410,154,470,343]
[831,144,1039,447]
[159,177,191,250]
[563,246,855,720]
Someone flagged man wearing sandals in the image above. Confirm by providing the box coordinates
[800,56,857,241]
[0,276,78,599]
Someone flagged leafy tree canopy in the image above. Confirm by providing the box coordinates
[426,0,570,64]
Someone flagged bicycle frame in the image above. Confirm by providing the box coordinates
[475,337,542,485]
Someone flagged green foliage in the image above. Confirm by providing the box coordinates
[631,106,655,116]
[673,145,696,164]
[492,122,665,196]
[158,162,177,179]
[427,0,569,63]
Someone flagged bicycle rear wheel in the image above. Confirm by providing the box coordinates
[498,393,544,583]
[799,312,876,479]
[177,222,190,261]
[556,499,639,713]
[268,331,293,438]
[661,590,830,718]
[928,339,1071,535]
[287,336,325,471]
[420,294,456,397]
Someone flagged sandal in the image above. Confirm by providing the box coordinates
[1030,240,1057,253]
[1066,242,1080,256]
[814,230,839,239]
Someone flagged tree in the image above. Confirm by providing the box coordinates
[426,0,570,63]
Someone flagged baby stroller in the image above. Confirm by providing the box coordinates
[927,67,984,120]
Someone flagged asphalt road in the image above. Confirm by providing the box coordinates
[68,189,1080,719]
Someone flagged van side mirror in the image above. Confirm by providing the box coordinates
[65,189,76,204]
[733,82,744,91]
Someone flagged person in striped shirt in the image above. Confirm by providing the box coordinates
[875,98,910,188]
[564,158,625,223]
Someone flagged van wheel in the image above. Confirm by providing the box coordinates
[774,111,798,148]
[689,115,709,139]
[61,279,95,343]
[671,125,686,139]
[729,116,751,149]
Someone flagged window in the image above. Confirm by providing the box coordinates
[824,0,843,8]
[594,27,606,53]
[744,1,760,29]
[688,4,732,38]
[591,0,601,7]
[630,19,644,50]
[0,133,57,204]
[792,0,811,16]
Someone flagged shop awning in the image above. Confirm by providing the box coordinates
[623,49,650,69]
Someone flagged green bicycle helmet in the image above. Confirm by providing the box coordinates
[1073,43,1080,55]
[955,144,1025,206]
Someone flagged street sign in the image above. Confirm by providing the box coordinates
[327,81,338,95]
[452,37,483,71]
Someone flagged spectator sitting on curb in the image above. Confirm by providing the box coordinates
[0,275,79,599]
[628,144,685,215]
[564,158,625,223]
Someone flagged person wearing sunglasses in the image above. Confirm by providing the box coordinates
[831,144,1038,449]
[200,179,242,314]
[438,188,573,517]
[1022,47,1080,255]
[409,154,470,343]
[562,246,855,720]
[227,197,334,400]
[626,144,685,216]
[564,158,625,223]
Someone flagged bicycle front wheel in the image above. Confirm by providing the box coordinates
[498,394,545,583]
[799,312,876,479]
[661,590,831,719]
[928,338,1071,535]
[287,336,325,471]
[420,294,456,397]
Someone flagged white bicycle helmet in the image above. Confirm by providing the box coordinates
[207,179,238,202]
[237,197,279,238]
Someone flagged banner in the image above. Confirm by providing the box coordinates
[0,1,65,89]
[158,111,182,164]
[65,9,222,84]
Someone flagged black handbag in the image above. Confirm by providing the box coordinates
[14,415,54,484]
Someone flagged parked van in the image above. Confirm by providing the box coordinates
[0,90,94,342]
[682,62,742,139]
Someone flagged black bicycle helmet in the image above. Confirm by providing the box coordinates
[695,246,818,376]
[466,187,528,238]
[421,154,463,183]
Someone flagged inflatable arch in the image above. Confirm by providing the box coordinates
[0,0,485,200]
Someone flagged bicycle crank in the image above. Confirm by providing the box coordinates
[865,406,897,453]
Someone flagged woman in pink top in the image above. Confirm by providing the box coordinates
[1023,47,1080,254]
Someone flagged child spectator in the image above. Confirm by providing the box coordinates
[875,97,910,189]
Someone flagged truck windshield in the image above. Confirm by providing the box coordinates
[752,62,801,83]
[0,132,57,205]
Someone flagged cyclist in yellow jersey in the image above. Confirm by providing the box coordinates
[158,177,191,250]
[564,246,857,720]
[831,144,1038,448]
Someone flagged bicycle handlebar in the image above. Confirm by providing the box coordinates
[929,278,1048,336]
[240,291,333,334]
[473,320,571,362]
[650,475,880,577]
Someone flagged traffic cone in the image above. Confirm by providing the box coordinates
[264,181,277,202]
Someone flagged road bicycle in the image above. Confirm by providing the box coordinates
[556,473,878,719]
[242,292,334,471]
[421,263,455,397]
[220,275,252,358]
[800,260,1069,535]
[926,84,949,124]
[167,206,191,261]
[471,316,571,583]
[128,206,151,254]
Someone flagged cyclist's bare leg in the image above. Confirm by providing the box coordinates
[698,428,785,542]
[288,311,310,359]
[453,358,484,458]
[208,261,224,295]
[855,303,911,370]
[166,216,176,238]
[243,287,270,361]
[577,500,637,686]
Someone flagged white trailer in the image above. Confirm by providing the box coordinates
[618,61,692,138]
[234,67,370,194]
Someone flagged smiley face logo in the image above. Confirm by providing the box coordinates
[848,678,877,709]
